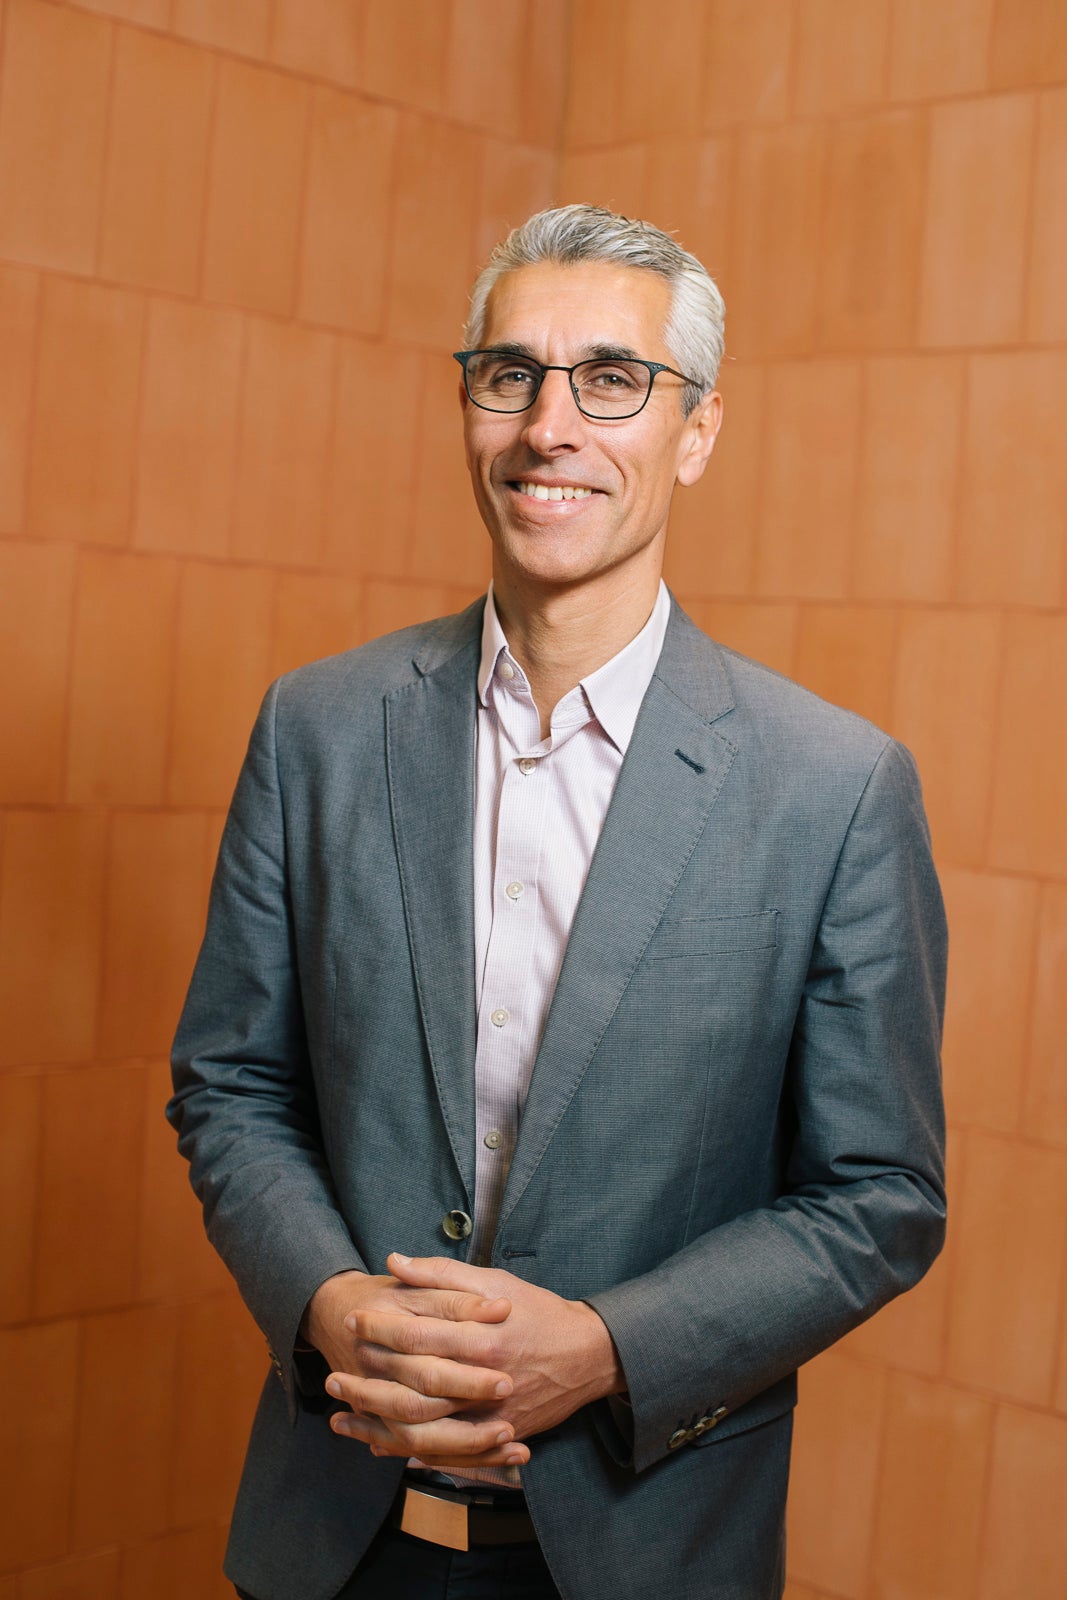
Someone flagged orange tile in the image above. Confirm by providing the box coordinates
[845,1126,962,1378]
[0,539,77,804]
[0,810,107,1066]
[616,0,705,142]
[688,600,798,676]
[946,1130,1067,1404]
[794,604,897,725]
[97,811,214,1059]
[788,1347,888,1597]
[518,0,569,149]
[783,1587,834,1600]
[1057,1312,1067,1417]
[979,1404,1067,1600]
[202,57,308,316]
[730,124,827,359]
[119,1523,230,1600]
[34,1063,143,1317]
[446,0,527,140]
[166,560,275,808]
[990,0,1067,89]
[1024,883,1067,1150]
[556,144,649,218]
[0,1320,80,1569]
[77,0,167,20]
[640,135,734,285]
[1028,89,1067,343]
[702,0,794,128]
[171,0,271,56]
[888,0,994,100]
[792,0,892,117]
[409,352,491,587]
[564,0,628,148]
[853,355,963,603]
[28,277,145,545]
[0,261,39,533]
[19,1547,121,1600]
[755,361,861,599]
[133,299,244,560]
[270,0,361,84]
[889,608,1002,866]
[938,867,1038,1135]
[98,27,213,295]
[919,94,1034,349]
[818,109,926,353]
[135,1060,230,1302]
[0,0,111,272]
[361,0,450,112]
[385,113,482,348]
[0,1072,41,1323]
[169,1295,266,1527]
[663,359,763,600]
[298,88,397,335]
[475,139,557,276]
[65,550,180,806]
[231,318,336,567]
[958,351,1067,606]
[322,335,419,577]
[987,614,1067,880]
[361,579,484,642]
[71,1306,178,1549]
[869,1371,993,1600]
[271,571,361,678]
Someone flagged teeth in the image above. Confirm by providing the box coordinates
[518,482,593,500]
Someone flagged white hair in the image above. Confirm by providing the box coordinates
[464,204,725,415]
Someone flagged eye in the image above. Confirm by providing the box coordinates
[472,356,539,395]
[578,361,646,395]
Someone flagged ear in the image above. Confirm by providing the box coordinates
[675,390,723,488]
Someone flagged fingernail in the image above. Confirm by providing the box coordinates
[495,1429,512,1445]
[505,1450,525,1465]
[391,1253,411,1265]
[325,1378,341,1398]
[494,1379,512,1397]
[343,1314,357,1332]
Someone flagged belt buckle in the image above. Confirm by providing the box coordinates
[398,1486,470,1552]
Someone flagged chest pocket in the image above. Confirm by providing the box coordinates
[647,909,779,960]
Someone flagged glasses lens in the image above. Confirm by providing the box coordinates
[464,352,542,412]
[573,359,651,418]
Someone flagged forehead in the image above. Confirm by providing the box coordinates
[480,260,674,358]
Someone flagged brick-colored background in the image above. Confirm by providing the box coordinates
[0,2,1064,1596]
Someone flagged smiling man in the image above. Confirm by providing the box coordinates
[170,206,947,1600]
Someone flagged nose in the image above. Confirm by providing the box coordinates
[520,368,586,455]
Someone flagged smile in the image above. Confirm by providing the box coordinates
[515,482,596,501]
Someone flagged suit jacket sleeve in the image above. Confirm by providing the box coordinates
[586,737,947,1473]
[168,679,365,1411]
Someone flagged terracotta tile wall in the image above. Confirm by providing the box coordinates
[1,1,1063,1595]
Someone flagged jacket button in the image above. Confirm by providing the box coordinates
[667,1428,689,1450]
[442,1210,473,1241]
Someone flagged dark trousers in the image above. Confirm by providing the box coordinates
[236,1521,563,1600]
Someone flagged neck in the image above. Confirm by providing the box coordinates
[492,568,663,739]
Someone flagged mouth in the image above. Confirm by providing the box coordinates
[511,481,598,502]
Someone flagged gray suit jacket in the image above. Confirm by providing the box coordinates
[169,597,947,1600]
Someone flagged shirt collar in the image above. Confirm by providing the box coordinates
[477,581,671,756]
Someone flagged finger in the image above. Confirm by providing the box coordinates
[351,1310,501,1366]
[325,1374,456,1423]
[331,1408,520,1461]
[389,1254,510,1308]
[416,1443,531,1469]
[363,1284,511,1327]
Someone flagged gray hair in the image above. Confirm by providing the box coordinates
[464,204,725,415]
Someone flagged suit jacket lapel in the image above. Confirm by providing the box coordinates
[385,609,482,1203]
[497,604,739,1232]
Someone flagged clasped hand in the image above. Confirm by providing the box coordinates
[304,1253,622,1469]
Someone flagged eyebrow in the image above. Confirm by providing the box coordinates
[482,341,644,362]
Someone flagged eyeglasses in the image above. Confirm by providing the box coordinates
[453,349,699,420]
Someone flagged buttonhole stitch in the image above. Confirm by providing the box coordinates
[675,749,706,774]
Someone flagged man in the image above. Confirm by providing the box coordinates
[169,205,947,1600]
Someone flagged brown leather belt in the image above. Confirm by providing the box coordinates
[392,1479,536,1551]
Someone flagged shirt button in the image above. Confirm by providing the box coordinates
[484,1130,503,1150]
[498,660,515,680]
[505,881,524,900]
[518,758,536,775]
[490,1007,510,1028]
